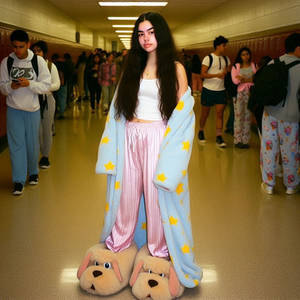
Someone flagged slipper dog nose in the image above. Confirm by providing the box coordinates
[93,270,103,278]
[148,279,158,288]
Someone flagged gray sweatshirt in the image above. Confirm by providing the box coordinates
[265,54,300,123]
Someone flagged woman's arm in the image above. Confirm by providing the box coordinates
[176,62,188,100]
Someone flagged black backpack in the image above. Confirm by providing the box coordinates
[207,54,237,98]
[250,58,300,107]
[7,54,39,78]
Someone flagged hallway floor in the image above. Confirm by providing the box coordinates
[0,98,299,300]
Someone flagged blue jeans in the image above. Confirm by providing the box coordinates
[7,107,40,184]
[56,85,67,117]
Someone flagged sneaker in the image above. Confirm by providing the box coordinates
[216,136,226,148]
[261,182,274,195]
[198,130,206,144]
[39,157,50,169]
[12,182,24,195]
[28,174,39,185]
[286,185,299,195]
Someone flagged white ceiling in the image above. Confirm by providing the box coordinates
[47,0,227,40]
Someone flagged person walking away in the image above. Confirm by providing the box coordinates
[32,41,60,169]
[98,53,116,114]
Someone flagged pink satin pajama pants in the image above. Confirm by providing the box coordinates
[106,121,169,258]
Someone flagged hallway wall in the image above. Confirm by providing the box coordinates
[173,0,300,49]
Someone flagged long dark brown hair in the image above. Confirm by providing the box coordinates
[115,12,178,121]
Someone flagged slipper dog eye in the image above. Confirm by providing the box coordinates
[94,261,100,266]
[104,262,112,269]
[148,269,152,274]
[159,273,165,278]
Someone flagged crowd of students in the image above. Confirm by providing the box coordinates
[185,33,300,195]
[0,28,299,197]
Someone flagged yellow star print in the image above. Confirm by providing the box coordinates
[101,136,110,144]
[182,141,190,151]
[182,170,187,177]
[157,173,167,182]
[141,222,147,230]
[106,114,110,123]
[115,181,120,190]
[181,244,190,254]
[170,255,174,264]
[169,216,178,225]
[104,161,115,171]
[176,183,184,195]
[164,126,171,137]
[105,202,109,212]
[176,100,184,111]
[194,279,199,286]
[185,274,189,279]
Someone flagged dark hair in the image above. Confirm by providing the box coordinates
[213,35,228,49]
[64,53,71,60]
[115,12,178,121]
[51,53,59,61]
[285,33,300,53]
[93,54,101,62]
[10,30,29,43]
[258,55,272,69]
[31,40,48,56]
[234,47,252,64]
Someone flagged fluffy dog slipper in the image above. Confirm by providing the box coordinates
[130,245,184,300]
[77,243,138,296]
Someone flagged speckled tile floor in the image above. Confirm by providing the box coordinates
[0,99,299,300]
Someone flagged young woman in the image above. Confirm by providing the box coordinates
[191,54,202,96]
[31,41,60,168]
[231,47,257,148]
[87,54,102,113]
[80,12,202,297]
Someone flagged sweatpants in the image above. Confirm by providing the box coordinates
[7,107,40,185]
[106,120,169,258]
[102,85,115,110]
[260,110,300,188]
[234,89,251,144]
[40,94,56,157]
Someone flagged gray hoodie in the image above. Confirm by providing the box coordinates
[0,49,51,112]
[265,54,300,123]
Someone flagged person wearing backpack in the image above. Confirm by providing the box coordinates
[32,41,60,169]
[260,33,300,195]
[198,36,231,148]
[0,30,51,195]
[231,47,257,148]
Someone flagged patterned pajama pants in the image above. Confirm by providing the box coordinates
[234,90,252,144]
[260,110,300,188]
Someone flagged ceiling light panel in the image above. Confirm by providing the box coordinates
[113,25,135,28]
[99,2,168,7]
[108,17,138,20]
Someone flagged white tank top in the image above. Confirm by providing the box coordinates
[135,79,163,121]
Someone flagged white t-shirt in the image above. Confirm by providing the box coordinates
[202,53,230,91]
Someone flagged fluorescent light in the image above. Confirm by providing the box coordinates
[115,30,133,33]
[118,35,131,37]
[99,2,168,7]
[113,25,135,28]
[108,17,138,20]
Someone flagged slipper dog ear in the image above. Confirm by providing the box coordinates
[77,252,92,279]
[129,260,144,287]
[112,260,123,282]
[169,265,180,297]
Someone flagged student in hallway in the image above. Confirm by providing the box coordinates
[31,41,60,169]
[0,30,51,195]
[198,35,231,148]
[231,47,256,148]
[261,33,300,195]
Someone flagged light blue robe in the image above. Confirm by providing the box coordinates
[96,87,202,287]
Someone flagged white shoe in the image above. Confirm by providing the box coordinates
[286,185,299,195]
[261,182,274,195]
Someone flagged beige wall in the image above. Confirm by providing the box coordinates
[0,0,95,47]
[173,0,300,49]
